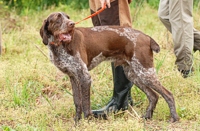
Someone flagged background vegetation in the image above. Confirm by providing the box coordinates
[1,0,200,14]
[0,0,200,130]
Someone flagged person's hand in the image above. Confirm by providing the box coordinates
[100,0,111,8]
[128,0,132,4]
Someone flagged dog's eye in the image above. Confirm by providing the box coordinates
[56,21,60,24]
[55,18,62,24]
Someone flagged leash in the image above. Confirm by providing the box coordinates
[75,4,106,24]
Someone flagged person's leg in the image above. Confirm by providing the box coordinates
[169,0,193,73]
[159,0,194,77]
[92,64,133,117]
[159,1,200,53]
[90,0,133,117]
[194,28,200,52]
[158,0,171,31]
[111,63,133,110]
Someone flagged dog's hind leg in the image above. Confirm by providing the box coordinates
[135,82,159,119]
[123,65,159,119]
[125,74,159,119]
[123,64,179,122]
[135,73,179,122]
[145,79,179,122]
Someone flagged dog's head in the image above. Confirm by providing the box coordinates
[40,12,75,45]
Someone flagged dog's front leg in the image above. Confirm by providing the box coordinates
[70,76,82,122]
[80,70,92,118]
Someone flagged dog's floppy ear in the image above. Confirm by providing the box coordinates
[40,19,49,45]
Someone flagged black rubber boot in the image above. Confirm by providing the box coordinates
[92,63,134,119]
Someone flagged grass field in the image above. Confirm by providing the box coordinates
[0,3,200,131]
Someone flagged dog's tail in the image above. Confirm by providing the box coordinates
[150,37,160,53]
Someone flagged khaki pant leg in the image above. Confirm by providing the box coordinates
[194,28,200,51]
[159,0,193,70]
[159,0,200,52]
[158,0,172,32]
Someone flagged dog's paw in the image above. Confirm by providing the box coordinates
[169,116,180,123]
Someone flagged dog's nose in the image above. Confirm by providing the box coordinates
[68,21,75,27]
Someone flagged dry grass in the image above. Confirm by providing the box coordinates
[0,3,200,131]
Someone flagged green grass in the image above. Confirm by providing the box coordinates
[0,3,200,131]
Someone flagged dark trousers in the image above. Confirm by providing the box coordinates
[90,0,133,109]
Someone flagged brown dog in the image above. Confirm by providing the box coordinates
[40,12,179,122]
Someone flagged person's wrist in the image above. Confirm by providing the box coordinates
[100,0,111,8]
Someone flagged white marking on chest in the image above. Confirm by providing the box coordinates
[48,45,87,76]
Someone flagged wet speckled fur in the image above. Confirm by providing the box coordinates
[40,12,179,122]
